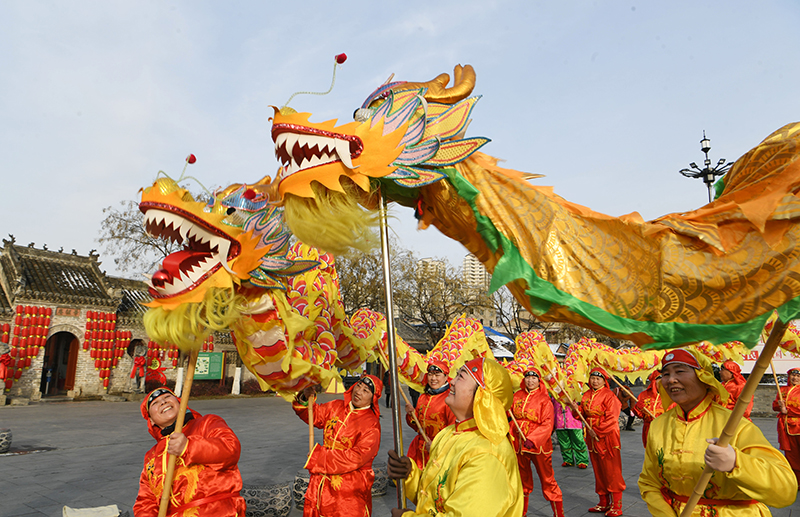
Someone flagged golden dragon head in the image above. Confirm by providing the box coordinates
[272,65,490,253]
[139,171,318,310]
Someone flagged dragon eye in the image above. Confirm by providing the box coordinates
[226,207,236,215]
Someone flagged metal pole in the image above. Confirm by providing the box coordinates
[379,192,406,507]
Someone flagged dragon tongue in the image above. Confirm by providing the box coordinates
[161,250,204,280]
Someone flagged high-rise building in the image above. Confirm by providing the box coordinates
[416,258,445,279]
[462,254,490,291]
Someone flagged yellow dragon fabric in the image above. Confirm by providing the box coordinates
[270,64,800,349]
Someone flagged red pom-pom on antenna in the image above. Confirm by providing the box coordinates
[335,53,347,64]
[243,189,256,200]
[186,154,197,164]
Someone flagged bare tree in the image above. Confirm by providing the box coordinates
[98,199,180,274]
[393,257,480,343]
[334,242,412,314]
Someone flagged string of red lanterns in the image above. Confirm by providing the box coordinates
[84,310,130,390]
[4,305,52,390]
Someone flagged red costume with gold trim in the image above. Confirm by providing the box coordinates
[406,389,455,469]
[575,368,625,515]
[721,360,754,420]
[134,395,245,517]
[293,375,382,517]
[510,369,563,517]
[633,371,665,447]
[773,372,800,489]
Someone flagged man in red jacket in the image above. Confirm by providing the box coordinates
[572,367,625,516]
[294,374,382,517]
[511,367,564,517]
[134,387,246,517]
[405,360,456,469]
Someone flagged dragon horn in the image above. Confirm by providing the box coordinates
[393,64,476,104]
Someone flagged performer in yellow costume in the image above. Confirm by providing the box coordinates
[387,356,523,517]
[638,349,797,516]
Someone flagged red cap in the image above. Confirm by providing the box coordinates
[464,357,485,388]
[661,349,700,370]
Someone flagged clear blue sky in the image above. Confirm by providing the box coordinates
[2,1,799,276]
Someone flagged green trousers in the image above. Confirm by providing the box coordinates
[556,428,589,465]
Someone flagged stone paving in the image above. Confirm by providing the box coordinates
[0,394,798,517]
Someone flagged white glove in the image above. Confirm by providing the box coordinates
[705,438,736,472]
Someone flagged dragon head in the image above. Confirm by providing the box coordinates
[272,65,490,254]
[139,174,318,310]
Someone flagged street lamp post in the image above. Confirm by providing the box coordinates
[679,131,733,203]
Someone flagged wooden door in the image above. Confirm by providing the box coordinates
[65,336,79,391]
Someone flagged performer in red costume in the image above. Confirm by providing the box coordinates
[633,371,665,447]
[134,387,246,517]
[720,360,754,420]
[774,367,800,489]
[511,368,564,517]
[293,374,382,517]
[405,361,456,469]
[572,367,625,516]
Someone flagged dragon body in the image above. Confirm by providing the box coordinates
[139,63,800,395]
[138,176,494,396]
[270,64,800,350]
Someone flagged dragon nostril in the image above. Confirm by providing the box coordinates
[151,269,171,288]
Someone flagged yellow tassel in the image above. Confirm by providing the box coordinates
[143,287,245,351]
[283,182,380,255]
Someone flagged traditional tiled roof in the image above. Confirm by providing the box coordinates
[106,276,151,326]
[0,241,117,308]
[395,318,431,350]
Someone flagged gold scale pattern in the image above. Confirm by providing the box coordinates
[423,122,800,331]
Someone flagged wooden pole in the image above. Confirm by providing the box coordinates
[771,360,785,406]
[605,371,656,419]
[308,394,316,455]
[544,364,596,437]
[157,348,199,517]
[679,319,788,517]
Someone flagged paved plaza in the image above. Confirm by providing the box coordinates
[1,394,798,517]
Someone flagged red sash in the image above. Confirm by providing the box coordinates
[661,487,757,507]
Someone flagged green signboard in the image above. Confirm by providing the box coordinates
[194,352,225,380]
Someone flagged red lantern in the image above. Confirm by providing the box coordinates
[172,359,178,367]
[4,379,12,389]
[24,357,31,368]
[14,370,22,379]
[45,307,52,316]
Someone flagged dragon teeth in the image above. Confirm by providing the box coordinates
[274,132,354,174]
[334,139,355,169]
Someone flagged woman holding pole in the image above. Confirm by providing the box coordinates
[634,371,666,447]
[639,348,796,515]
[572,367,625,516]
[293,375,383,517]
[404,359,455,469]
[511,367,564,517]
[720,360,754,420]
[773,367,800,490]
